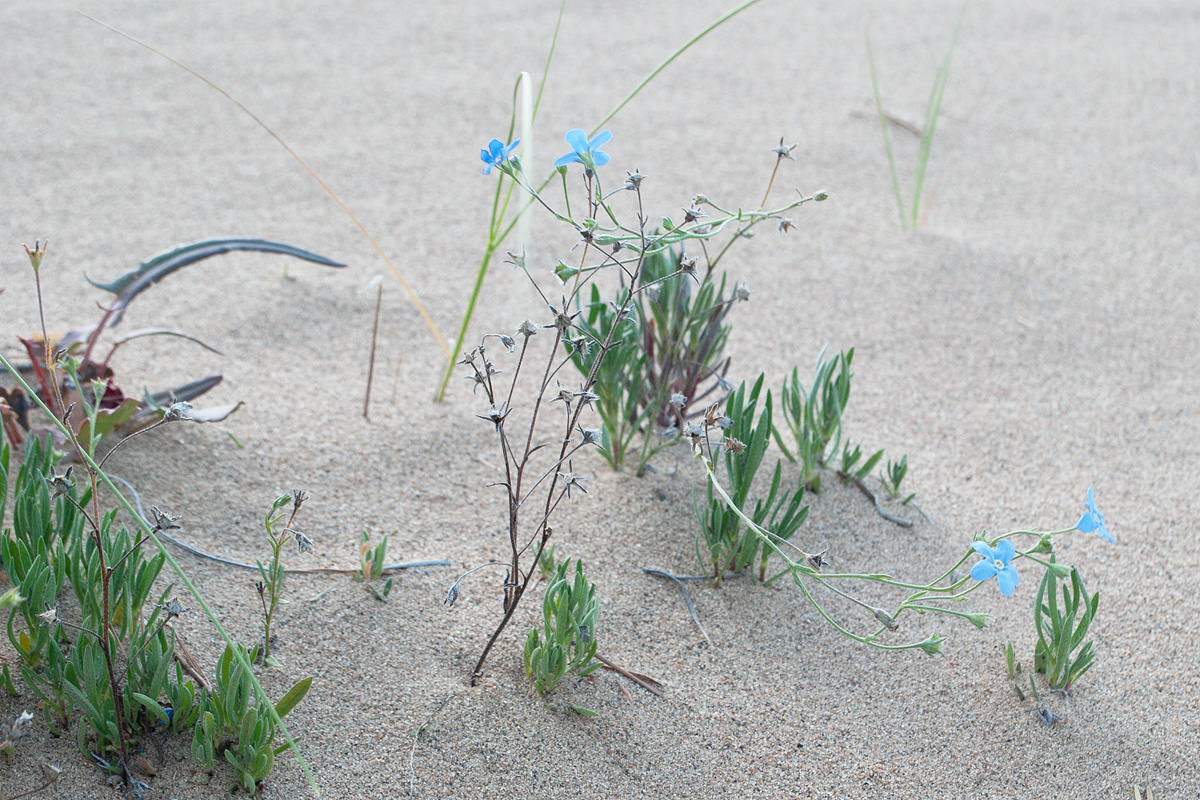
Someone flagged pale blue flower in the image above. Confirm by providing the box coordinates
[481,138,520,175]
[1076,488,1113,542]
[553,129,612,169]
[970,539,1019,596]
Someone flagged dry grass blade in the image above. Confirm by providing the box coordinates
[593,653,664,698]
[641,567,713,644]
[75,12,449,357]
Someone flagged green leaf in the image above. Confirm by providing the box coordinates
[87,238,346,325]
[570,706,598,717]
[239,707,259,748]
[133,692,170,725]
[274,677,312,720]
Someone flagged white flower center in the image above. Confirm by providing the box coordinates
[993,559,1005,570]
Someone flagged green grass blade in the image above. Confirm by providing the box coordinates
[866,35,907,230]
[592,0,765,133]
[912,3,965,229]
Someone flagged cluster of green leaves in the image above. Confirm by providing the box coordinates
[695,375,808,581]
[880,455,915,504]
[571,245,738,475]
[536,542,559,579]
[775,347,914,505]
[839,441,885,486]
[776,347,854,492]
[1033,561,1099,692]
[358,531,393,601]
[0,439,310,794]
[192,644,311,795]
[1,440,192,762]
[523,560,600,696]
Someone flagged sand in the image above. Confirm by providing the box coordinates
[1,0,1197,797]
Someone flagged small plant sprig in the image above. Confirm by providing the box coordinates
[694,375,808,581]
[536,543,559,579]
[358,532,394,601]
[866,4,966,231]
[571,242,745,475]
[523,560,600,696]
[256,490,310,663]
[1033,560,1100,693]
[880,455,916,504]
[838,441,886,486]
[776,347,854,493]
[192,644,312,796]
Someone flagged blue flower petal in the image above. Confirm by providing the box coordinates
[592,150,611,167]
[588,130,613,150]
[1076,512,1099,533]
[564,128,589,153]
[994,538,1016,564]
[996,564,1020,596]
[971,541,995,559]
[1086,487,1097,511]
[971,559,998,582]
[1097,521,1114,543]
[553,151,581,168]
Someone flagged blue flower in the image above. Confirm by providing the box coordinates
[1076,488,1113,542]
[553,129,612,170]
[481,138,520,175]
[970,539,1020,596]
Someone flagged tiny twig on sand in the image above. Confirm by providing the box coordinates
[364,281,383,419]
[593,653,664,698]
[641,567,714,645]
[838,473,914,528]
[408,694,453,798]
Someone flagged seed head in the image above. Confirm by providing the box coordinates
[155,599,189,619]
[48,466,75,499]
[23,241,47,273]
[578,426,602,446]
[9,711,33,742]
[806,549,831,571]
[773,137,798,161]
[41,761,62,785]
[164,401,194,422]
[150,506,182,533]
[294,531,314,553]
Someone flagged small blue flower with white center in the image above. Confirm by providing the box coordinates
[970,539,1020,596]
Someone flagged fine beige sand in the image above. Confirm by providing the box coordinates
[2,1,1198,798]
